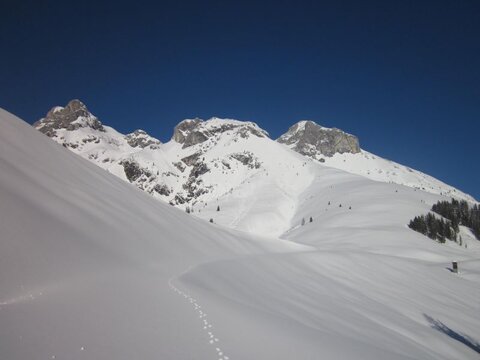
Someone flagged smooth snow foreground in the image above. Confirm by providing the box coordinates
[1,108,479,359]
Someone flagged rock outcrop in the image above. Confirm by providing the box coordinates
[277,121,360,158]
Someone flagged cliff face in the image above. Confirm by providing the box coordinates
[277,121,360,158]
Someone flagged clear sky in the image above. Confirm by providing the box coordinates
[1,0,479,200]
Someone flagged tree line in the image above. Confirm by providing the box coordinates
[408,199,480,244]
[432,199,480,239]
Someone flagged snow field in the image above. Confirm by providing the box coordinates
[1,108,479,359]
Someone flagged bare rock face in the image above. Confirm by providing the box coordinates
[119,159,172,197]
[277,121,360,158]
[34,99,105,136]
[172,118,203,144]
[181,152,202,166]
[125,129,161,149]
[183,131,209,148]
[230,152,261,169]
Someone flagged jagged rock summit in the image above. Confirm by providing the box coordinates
[125,129,162,149]
[277,120,360,158]
[34,99,105,136]
[34,99,162,151]
[173,117,269,148]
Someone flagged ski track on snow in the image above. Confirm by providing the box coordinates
[168,276,230,360]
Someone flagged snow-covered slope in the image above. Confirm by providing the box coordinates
[2,107,480,359]
[0,107,307,359]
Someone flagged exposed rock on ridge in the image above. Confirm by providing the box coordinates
[125,129,162,149]
[277,120,360,158]
[34,100,161,151]
[173,117,269,148]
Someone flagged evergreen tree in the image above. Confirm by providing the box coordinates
[437,218,446,243]
[412,215,428,235]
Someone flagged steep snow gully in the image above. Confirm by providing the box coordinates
[1,107,480,360]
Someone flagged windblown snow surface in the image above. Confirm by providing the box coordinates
[1,108,479,359]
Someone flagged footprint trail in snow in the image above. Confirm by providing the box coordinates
[168,278,230,360]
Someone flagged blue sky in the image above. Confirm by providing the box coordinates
[1,1,479,200]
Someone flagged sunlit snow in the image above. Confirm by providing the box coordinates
[1,108,479,359]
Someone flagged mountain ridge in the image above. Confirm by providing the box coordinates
[33,99,476,233]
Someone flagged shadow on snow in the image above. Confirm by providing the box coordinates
[424,314,480,354]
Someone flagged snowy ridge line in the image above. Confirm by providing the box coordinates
[168,274,230,360]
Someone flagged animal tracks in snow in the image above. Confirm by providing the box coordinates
[168,278,230,360]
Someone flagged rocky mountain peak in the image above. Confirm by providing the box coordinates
[34,99,105,136]
[277,120,360,158]
[125,129,162,149]
[172,117,269,149]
